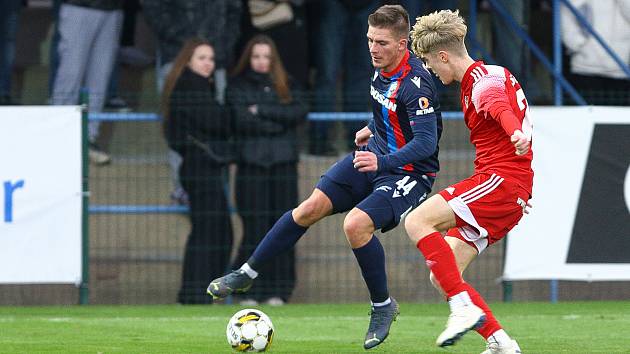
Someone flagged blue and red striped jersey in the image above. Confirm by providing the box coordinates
[368,50,442,178]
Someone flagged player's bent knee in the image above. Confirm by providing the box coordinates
[293,200,322,225]
[293,192,332,226]
[404,209,429,241]
[342,215,364,237]
[343,210,374,248]
[404,200,447,241]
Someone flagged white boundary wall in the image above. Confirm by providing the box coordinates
[0,106,82,284]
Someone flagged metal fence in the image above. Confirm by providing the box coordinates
[85,111,487,306]
[2,90,629,306]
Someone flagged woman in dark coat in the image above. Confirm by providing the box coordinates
[161,38,234,304]
[229,34,307,305]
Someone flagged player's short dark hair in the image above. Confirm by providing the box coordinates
[368,5,410,40]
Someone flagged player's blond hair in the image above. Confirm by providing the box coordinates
[410,10,467,57]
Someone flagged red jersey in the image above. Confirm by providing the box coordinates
[460,61,534,194]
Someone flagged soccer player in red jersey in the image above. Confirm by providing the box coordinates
[405,10,532,354]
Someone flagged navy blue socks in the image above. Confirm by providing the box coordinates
[247,210,307,270]
[352,236,389,304]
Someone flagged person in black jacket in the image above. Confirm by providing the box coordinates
[228,34,307,305]
[161,38,234,304]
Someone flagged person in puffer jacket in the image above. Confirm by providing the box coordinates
[228,34,307,306]
[562,0,630,105]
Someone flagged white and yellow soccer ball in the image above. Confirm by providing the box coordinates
[226,309,274,352]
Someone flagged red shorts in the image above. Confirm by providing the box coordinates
[438,172,530,253]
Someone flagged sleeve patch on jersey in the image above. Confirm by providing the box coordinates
[416,97,434,115]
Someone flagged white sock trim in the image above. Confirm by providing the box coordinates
[488,329,511,347]
[240,263,258,279]
[448,290,473,311]
[372,297,391,307]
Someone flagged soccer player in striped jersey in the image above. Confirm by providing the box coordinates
[209,5,442,349]
[405,9,532,354]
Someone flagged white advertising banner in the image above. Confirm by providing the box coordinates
[504,107,630,281]
[0,106,83,284]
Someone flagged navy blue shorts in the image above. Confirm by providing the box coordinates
[315,153,435,232]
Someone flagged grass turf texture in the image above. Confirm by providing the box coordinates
[0,301,628,353]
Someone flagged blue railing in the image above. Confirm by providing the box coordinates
[89,111,464,122]
[88,110,464,215]
[483,0,587,105]
[559,0,630,78]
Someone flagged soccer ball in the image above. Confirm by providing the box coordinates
[226,309,274,352]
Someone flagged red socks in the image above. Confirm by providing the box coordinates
[416,232,466,296]
[467,286,502,338]
[416,232,502,339]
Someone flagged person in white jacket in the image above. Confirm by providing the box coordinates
[562,0,630,105]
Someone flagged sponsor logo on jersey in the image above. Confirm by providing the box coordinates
[411,76,421,88]
[416,96,434,115]
[416,107,434,115]
[370,85,397,111]
[446,187,455,195]
[464,95,470,109]
[376,185,392,192]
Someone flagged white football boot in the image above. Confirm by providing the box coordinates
[436,303,486,347]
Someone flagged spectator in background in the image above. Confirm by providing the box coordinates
[161,38,235,305]
[50,0,123,165]
[0,0,23,105]
[562,0,630,105]
[476,0,541,103]
[228,35,307,306]
[143,0,242,205]
[143,0,242,100]
[308,0,380,155]
[104,0,151,112]
[239,0,310,88]
[490,0,529,86]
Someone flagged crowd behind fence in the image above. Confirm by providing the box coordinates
[1,0,629,305]
[2,96,630,306]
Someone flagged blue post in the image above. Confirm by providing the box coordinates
[552,0,562,302]
[552,0,563,106]
[80,88,90,305]
[550,279,559,303]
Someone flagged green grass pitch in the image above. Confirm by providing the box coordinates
[1,301,628,353]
